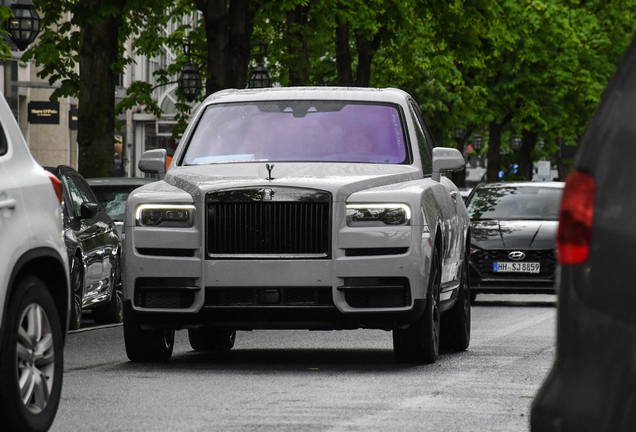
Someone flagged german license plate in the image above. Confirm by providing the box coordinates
[493,262,540,273]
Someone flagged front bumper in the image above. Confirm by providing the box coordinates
[123,220,432,331]
[124,298,425,331]
[469,249,556,294]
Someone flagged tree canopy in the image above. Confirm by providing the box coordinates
[22,0,636,179]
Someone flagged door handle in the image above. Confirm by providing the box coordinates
[0,198,16,210]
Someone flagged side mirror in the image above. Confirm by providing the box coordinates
[432,147,465,182]
[139,149,167,180]
[79,202,99,219]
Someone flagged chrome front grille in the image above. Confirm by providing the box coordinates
[206,187,331,258]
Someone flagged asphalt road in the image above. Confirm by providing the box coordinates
[51,294,556,432]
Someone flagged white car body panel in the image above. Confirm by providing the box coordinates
[0,96,69,338]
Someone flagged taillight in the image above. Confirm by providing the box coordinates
[556,170,595,265]
[45,170,64,205]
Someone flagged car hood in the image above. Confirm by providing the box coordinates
[471,220,558,250]
[161,162,422,201]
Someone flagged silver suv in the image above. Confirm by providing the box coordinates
[0,95,70,432]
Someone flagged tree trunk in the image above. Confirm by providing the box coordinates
[77,0,122,178]
[287,5,310,86]
[518,130,538,180]
[196,0,258,95]
[335,13,354,86]
[486,113,513,182]
[452,128,473,188]
[196,0,228,96]
[486,121,503,182]
[354,31,381,87]
[228,0,256,89]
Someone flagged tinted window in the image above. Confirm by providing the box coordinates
[407,102,432,174]
[183,102,407,165]
[467,186,563,221]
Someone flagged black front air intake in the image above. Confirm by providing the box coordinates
[206,187,332,258]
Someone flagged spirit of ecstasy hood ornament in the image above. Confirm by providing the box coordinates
[265,163,275,181]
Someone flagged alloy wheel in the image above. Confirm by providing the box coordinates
[16,303,56,414]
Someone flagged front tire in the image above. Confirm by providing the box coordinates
[0,276,64,432]
[92,262,123,324]
[393,247,441,363]
[123,320,174,362]
[92,289,122,325]
[188,327,236,352]
[69,256,83,330]
[441,249,471,352]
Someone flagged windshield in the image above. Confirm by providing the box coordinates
[182,101,407,165]
[467,185,563,221]
[91,186,140,221]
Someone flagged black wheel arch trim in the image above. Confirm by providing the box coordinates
[2,247,70,346]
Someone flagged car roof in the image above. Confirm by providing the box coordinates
[475,181,565,190]
[86,177,156,187]
[43,165,81,179]
[202,86,412,106]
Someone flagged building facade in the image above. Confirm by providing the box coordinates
[1,6,200,178]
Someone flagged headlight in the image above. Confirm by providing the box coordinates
[135,204,195,227]
[346,204,411,227]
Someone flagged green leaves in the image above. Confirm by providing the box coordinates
[27,0,635,165]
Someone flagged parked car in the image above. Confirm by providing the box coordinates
[531,36,636,431]
[123,87,471,364]
[465,181,564,301]
[0,96,69,431]
[86,177,156,237]
[45,166,122,330]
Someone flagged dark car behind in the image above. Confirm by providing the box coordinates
[531,35,636,431]
[466,181,564,300]
[45,166,122,330]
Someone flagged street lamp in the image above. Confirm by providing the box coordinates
[453,127,466,141]
[471,133,483,151]
[151,43,203,102]
[177,62,202,103]
[537,140,545,149]
[5,0,40,51]
[248,42,272,88]
[509,133,522,151]
[177,42,203,102]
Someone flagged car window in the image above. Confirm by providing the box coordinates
[467,186,564,221]
[0,122,7,156]
[182,101,408,165]
[73,176,98,204]
[407,102,432,174]
[66,176,85,216]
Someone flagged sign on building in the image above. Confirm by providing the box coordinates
[28,101,60,125]
[69,108,78,130]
